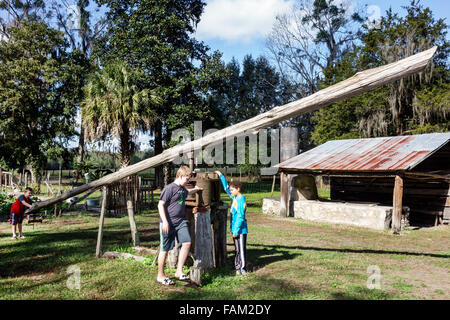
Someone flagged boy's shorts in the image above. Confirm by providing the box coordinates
[160,220,191,252]
[10,213,24,225]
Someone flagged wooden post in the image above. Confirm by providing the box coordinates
[126,196,140,246]
[190,209,214,286]
[392,175,404,234]
[280,172,289,218]
[211,207,227,268]
[0,167,3,188]
[58,162,62,194]
[96,187,107,258]
[270,175,276,197]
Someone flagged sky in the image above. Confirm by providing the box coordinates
[2,0,448,151]
[117,0,450,151]
[132,0,447,151]
[194,0,450,64]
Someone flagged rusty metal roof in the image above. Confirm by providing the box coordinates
[277,133,450,172]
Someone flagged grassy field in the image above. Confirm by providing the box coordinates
[0,192,449,300]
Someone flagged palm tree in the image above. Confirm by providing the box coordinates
[82,61,159,168]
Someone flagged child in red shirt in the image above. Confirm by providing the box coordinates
[10,187,33,239]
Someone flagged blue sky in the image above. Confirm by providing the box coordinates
[195,0,450,64]
[2,0,448,151]
[128,0,450,150]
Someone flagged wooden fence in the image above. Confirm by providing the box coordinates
[0,169,14,189]
[106,176,155,216]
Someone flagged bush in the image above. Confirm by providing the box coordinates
[0,192,13,218]
[0,202,12,218]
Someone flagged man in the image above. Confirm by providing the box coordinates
[156,166,201,285]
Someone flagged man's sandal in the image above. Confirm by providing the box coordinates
[175,274,190,282]
[156,278,175,286]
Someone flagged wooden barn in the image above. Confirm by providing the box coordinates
[269,133,450,232]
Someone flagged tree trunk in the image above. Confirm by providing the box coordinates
[31,165,42,194]
[163,162,171,187]
[120,125,133,168]
[75,123,85,182]
[154,119,164,188]
[163,129,172,186]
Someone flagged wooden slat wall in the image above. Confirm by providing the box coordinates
[330,177,450,224]
[106,176,155,216]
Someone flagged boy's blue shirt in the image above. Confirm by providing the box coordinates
[218,174,248,236]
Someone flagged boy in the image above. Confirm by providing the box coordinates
[156,166,201,286]
[10,187,33,239]
[215,171,248,275]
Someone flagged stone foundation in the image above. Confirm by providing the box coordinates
[262,198,392,230]
[262,197,281,215]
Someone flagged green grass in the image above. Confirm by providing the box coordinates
[1,191,449,300]
[220,191,281,213]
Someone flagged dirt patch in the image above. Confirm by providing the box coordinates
[28,271,57,282]
[50,218,86,225]
[384,260,450,299]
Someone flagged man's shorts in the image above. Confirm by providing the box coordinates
[10,213,24,225]
[160,220,191,252]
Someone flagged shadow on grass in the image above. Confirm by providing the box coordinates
[330,287,393,300]
[0,221,160,278]
[0,272,69,294]
[247,246,301,270]
[164,245,303,300]
[248,243,449,259]
[167,274,321,300]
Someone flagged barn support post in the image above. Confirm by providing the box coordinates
[280,171,289,218]
[287,174,298,217]
[279,127,299,218]
[392,175,404,234]
[127,196,140,246]
[96,186,107,258]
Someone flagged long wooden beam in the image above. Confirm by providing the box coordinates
[28,46,438,213]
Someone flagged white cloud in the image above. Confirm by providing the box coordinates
[0,33,8,42]
[196,0,296,43]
